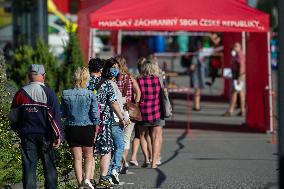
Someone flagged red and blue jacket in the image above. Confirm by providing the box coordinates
[10,82,62,139]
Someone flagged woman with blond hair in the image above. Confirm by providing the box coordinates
[115,55,141,172]
[137,61,165,169]
[61,67,99,189]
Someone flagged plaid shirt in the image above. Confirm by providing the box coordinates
[137,75,161,122]
[117,74,133,102]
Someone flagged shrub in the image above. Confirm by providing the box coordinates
[60,30,84,90]
[0,55,22,186]
[33,39,59,90]
[6,39,60,92]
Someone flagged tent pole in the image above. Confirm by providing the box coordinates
[267,32,274,133]
[88,28,94,60]
[93,29,97,58]
[242,32,246,54]
[117,30,122,54]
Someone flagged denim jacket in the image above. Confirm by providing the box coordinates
[61,88,99,126]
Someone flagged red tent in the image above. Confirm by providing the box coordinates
[78,0,272,132]
[88,0,268,32]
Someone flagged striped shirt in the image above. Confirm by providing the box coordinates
[137,75,161,122]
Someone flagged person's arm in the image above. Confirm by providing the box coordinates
[90,93,100,125]
[239,52,245,77]
[107,82,129,127]
[111,101,129,127]
[60,96,67,118]
[131,76,141,104]
[9,90,21,132]
[48,89,62,147]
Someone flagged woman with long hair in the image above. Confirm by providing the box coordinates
[137,61,165,169]
[115,55,141,172]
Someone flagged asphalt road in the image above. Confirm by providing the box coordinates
[117,129,278,189]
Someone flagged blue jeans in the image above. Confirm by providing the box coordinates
[108,125,124,174]
[21,135,57,189]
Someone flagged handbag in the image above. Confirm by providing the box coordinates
[159,77,173,118]
[125,102,142,122]
[123,75,142,122]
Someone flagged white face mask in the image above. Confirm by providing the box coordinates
[231,50,237,57]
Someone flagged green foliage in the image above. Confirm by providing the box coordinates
[257,0,277,30]
[8,45,34,87]
[55,141,73,180]
[0,55,22,186]
[7,39,60,91]
[33,39,59,90]
[61,30,84,90]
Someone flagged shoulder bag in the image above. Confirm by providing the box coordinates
[159,77,173,118]
[123,75,142,122]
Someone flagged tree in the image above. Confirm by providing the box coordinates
[33,39,59,90]
[60,30,84,90]
[7,39,60,91]
[257,0,277,31]
[9,45,34,87]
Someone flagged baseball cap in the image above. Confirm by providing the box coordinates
[28,64,45,75]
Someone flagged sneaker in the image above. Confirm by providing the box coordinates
[129,160,139,166]
[108,177,114,185]
[90,179,96,188]
[120,165,129,174]
[141,161,150,168]
[84,179,94,189]
[98,177,114,189]
[111,169,120,184]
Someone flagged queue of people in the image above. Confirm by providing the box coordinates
[10,54,167,189]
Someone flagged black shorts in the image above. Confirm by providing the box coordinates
[134,123,140,139]
[65,125,95,147]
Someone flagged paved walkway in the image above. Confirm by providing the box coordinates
[115,81,278,188]
[117,128,277,189]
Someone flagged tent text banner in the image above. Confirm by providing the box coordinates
[96,18,266,32]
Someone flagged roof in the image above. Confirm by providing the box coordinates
[82,0,269,32]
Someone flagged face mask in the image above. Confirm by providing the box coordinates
[108,68,120,77]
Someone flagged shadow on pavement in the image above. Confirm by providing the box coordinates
[165,120,263,133]
[154,130,188,188]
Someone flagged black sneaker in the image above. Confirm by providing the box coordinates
[98,177,114,189]
[120,165,129,174]
[90,179,96,188]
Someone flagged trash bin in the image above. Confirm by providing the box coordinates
[154,36,165,52]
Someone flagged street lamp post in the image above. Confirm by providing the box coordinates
[278,0,284,188]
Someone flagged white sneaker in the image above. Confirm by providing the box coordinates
[84,179,94,189]
[108,177,115,185]
[111,169,120,184]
